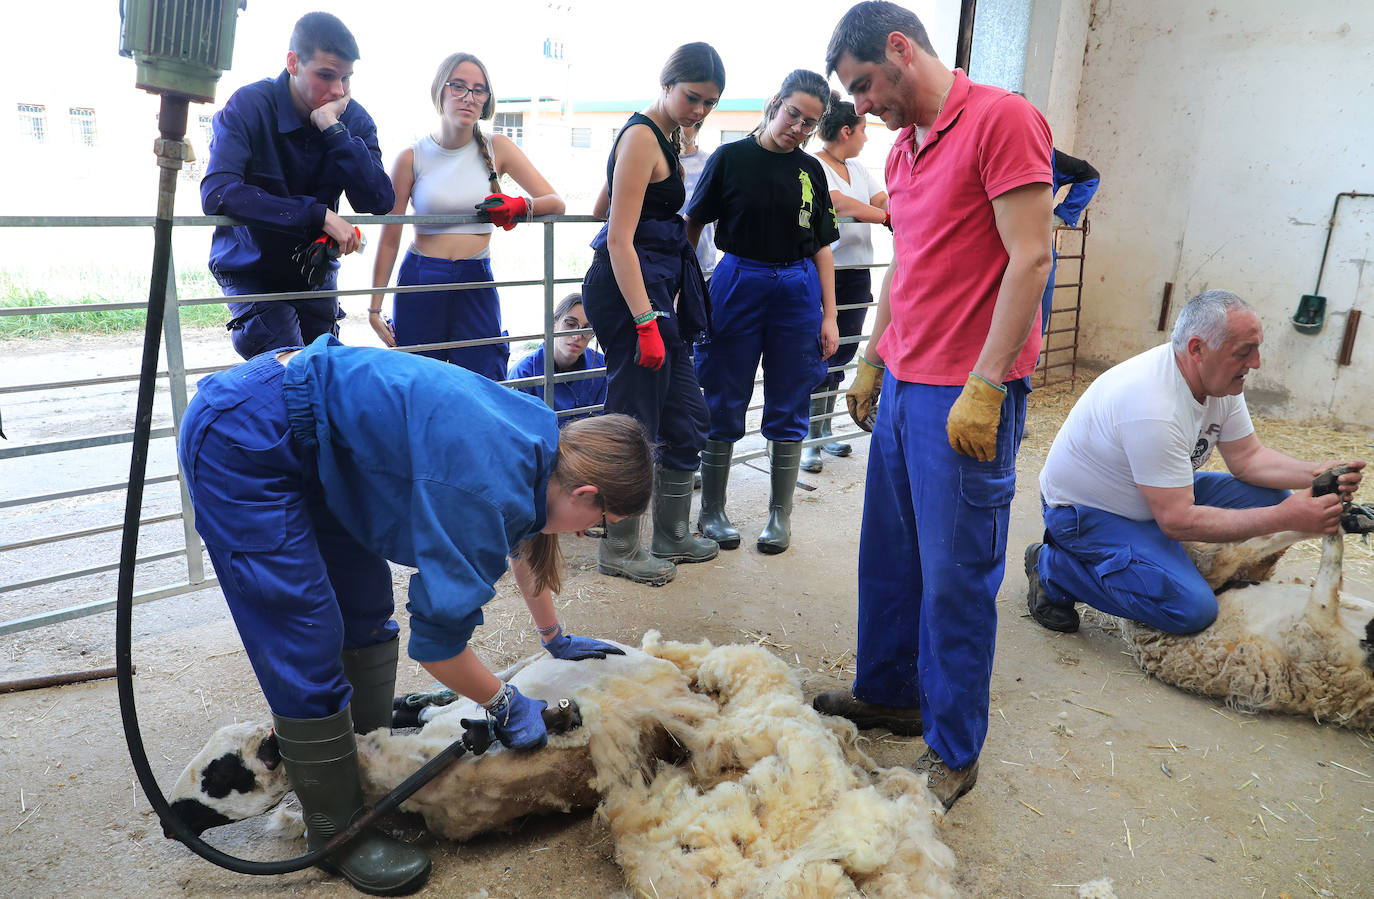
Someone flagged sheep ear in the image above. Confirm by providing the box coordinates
[257,733,281,770]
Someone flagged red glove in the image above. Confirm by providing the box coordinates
[881,211,892,232]
[634,317,666,370]
[478,193,530,230]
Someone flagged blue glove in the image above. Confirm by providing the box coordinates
[542,624,627,661]
[487,683,548,750]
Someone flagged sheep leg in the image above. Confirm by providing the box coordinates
[1184,531,1309,590]
[1308,532,1344,623]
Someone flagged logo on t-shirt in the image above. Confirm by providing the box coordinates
[1190,437,1211,469]
[798,171,814,228]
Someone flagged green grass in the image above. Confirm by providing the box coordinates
[0,267,229,338]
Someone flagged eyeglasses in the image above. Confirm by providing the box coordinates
[583,512,608,539]
[777,103,820,134]
[444,82,490,102]
[559,317,591,337]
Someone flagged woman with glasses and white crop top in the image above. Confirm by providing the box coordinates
[370,52,564,379]
[685,69,840,556]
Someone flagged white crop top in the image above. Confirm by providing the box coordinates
[409,135,497,236]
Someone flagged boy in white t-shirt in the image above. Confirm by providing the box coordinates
[1028,290,1364,634]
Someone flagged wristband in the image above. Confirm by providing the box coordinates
[537,621,561,638]
[368,308,382,315]
[858,356,885,372]
[320,121,346,138]
[633,309,663,326]
[481,682,513,715]
[969,371,1008,395]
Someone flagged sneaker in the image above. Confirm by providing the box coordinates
[812,690,923,736]
[1025,542,1079,633]
[914,748,979,810]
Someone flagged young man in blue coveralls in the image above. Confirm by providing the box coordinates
[202,12,394,360]
[815,1,1054,810]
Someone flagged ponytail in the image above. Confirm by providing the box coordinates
[472,126,501,193]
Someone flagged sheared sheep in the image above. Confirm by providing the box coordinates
[168,634,958,897]
[1110,531,1374,731]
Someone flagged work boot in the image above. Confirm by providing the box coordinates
[650,467,719,563]
[1025,542,1079,633]
[812,690,923,735]
[914,747,979,811]
[697,439,740,550]
[757,441,802,555]
[801,394,826,474]
[819,393,852,457]
[273,707,431,896]
[598,515,676,586]
[341,637,400,735]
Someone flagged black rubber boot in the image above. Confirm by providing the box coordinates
[273,707,431,896]
[598,515,676,586]
[650,468,719,563]
[758,441,802,555]
[1025,542,1079,633]
[697,439,741,550]
[341,637,399,735]
[801,394,826,474]
[819,393,851,457]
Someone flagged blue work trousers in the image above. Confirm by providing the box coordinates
[855,371,1028,770]
[581,255,708,471]
[1039,249,1058,336]
[817,267,871,391]
[394,250,508,380]
[695,253,826,442]
[1037,473,1289,634]
[220,272,340,361]
[178,351,398,719]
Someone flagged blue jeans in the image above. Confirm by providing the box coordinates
[854,371,1029,769]
[394,250,508,380]
[178,351,398,718]
[1037,473,1290,633]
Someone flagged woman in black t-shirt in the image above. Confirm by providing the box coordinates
[685,69,840,555]
[580,42,726,586]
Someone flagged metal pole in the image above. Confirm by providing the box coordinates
[540,219,557,411]
[161,252,205,583]
[955,0,978,71]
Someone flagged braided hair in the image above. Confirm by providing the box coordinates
[431,52,501,192]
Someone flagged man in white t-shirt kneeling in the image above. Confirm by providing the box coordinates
[1027,289,1364,635]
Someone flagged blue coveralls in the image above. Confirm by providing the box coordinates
[393,251,508,379]
[201,70,395,360]
[1040,153,1100,335]
[581,218,710,472]
[508,344,608,425]
[177,336,558,719]
[855,370,1029,771]
[1037,473,1289,634]
[819,268,871,392]
[695,255,827,442]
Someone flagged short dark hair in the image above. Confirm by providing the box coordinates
[826,1,935,76]
[818,91,861,142]
[289,12,360,63]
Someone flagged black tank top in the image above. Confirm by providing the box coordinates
[605,112,685,222]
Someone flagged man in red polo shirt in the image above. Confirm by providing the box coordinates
[813,0,1053,810]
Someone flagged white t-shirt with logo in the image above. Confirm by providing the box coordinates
[1039,343,1254,521]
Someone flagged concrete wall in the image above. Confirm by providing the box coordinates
[1073,0,1374,425]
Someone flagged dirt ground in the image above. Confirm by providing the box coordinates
[2,332,1373,898]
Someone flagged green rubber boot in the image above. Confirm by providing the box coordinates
[650,468,719,563]
[758,441,802,555]
[801,394,826,473]
[697,439,740,550]
[598,514,676,586]
[273,707,431,896]
[341,637,399,735]
[820,393,852,457]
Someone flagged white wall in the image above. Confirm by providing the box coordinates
[1073,0,1374,425]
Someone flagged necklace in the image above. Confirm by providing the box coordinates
[915,81,954,147]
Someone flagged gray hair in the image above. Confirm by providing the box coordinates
[826,1,936,76]
[1170,290,1254,352]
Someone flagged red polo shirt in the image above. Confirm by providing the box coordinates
[881,69,1052,385]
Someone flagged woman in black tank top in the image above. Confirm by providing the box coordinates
[580,42,726,587]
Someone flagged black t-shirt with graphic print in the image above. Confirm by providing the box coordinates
[684,136,839,264]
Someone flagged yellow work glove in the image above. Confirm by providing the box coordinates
[946,372,1007,462]
[846,357,884,432]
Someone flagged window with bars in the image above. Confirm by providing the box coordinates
[493,112,524,147]
[571,127,591,149]
[69,107,97,147]
[18,103,46,143]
